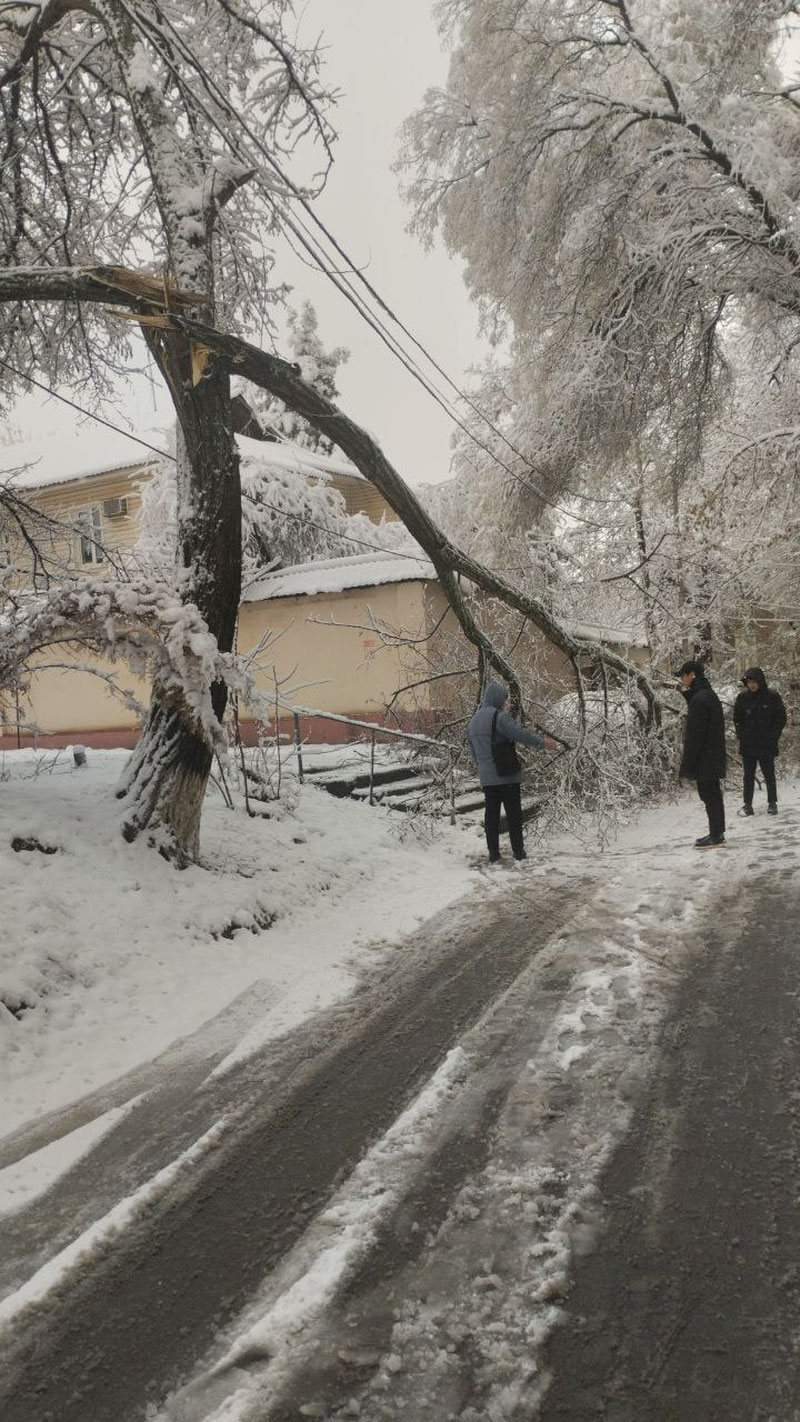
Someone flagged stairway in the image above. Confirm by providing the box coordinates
[300,742,540,828]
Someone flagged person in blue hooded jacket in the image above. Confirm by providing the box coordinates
[467,682,558,863]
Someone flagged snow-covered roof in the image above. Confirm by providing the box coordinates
[565,620,649,648]
[237,434,365,483]
[0,425,366,493]
[242,550,436,602]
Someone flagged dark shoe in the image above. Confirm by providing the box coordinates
[488,854,501,864]
[514,851,527,861]
[695,834,725,847]
[740,804,754,817]
[768,803,778,815]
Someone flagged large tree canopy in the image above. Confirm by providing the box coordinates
[402,1,800,499]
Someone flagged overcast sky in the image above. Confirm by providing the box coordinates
[7,0,484,488]
[276,0,486,486]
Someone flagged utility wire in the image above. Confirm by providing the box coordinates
[113,2,605,528]
[0,357,433,565]
[0,360,171,461]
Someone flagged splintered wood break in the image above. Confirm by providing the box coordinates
[190,342,212,384]
[105,308,175,329]
[87,266,208,309]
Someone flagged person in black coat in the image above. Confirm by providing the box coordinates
[733,667,787,816]
[677,660,727,847]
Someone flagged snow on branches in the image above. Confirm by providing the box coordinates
[135,439,416,587]
[0,575,243,749]
[0,0,335,392]
[401,0,800,506]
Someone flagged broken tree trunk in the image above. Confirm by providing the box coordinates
[168,313,661,727]
[115,340,241,864]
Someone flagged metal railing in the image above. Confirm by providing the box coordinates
[275,702,460,817]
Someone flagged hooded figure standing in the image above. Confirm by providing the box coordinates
[467,682,556,863]
[677,660,728,847]
[733,667,787,816]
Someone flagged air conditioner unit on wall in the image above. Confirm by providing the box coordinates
[102,497,128,518]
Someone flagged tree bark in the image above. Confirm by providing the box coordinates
[114,343,241,862]
[632,479,657,657]
[169,312,661,726]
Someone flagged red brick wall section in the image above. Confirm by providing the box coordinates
[0,727,140,751]
[0,712,439,751]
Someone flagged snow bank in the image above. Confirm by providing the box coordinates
[0,749,475,1145]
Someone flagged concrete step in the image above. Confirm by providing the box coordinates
[306,763,424,798]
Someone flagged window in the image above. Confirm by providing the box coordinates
[76,506,105,566]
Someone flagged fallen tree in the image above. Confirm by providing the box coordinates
[0,265,665,745]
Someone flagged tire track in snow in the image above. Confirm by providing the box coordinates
[0,878,589,1422]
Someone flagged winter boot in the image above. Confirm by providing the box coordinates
[740,804,754,817]
[768,803,778,815]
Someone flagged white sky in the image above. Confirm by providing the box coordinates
[276,0,486,486]
[6,0,484,488]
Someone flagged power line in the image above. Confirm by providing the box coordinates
[0,358,433,564]
[0,359,171,461]
[111,2,604,527]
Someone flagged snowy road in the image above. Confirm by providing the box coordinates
[0,869,590,1421]
[1,794,799,1422]
[540,870,800,1422]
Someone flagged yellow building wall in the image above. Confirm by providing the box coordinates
[6,649,148,745]
[3,579,440,745]
[5,465,146,583]
[327,473,398,523]
[238,580,432,726]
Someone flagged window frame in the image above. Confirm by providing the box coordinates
[75,504,105,566]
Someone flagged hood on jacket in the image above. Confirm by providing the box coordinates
[742,667,767,688]
[482,681,508,710]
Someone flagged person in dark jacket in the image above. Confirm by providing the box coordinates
[677,660,727,847]
[467,682,557,863]
[733,667,787,816]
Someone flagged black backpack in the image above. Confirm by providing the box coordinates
[491,709,521,776]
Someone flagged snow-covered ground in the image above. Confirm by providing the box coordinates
[153,783,800,1422]
[3,749,796,1421]
[0,748,474,1148]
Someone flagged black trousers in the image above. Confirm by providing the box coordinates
[742,753,777,807]
[484,782,524,859]
[696,778,726,838]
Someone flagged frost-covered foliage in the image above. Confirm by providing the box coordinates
[136,443,419,584]
[529,330,800,679]
[0,577,241,746]
[403,1,800,479]
[402,0,800,674]
[0,475,131,720]
[244,302,350,454]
